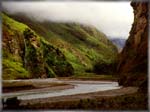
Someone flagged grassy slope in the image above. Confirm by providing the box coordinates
[38,22,118,73]
[2,13,74,79]
[10,14,118,73]
[3,12,118,79]
[2,13,29,79]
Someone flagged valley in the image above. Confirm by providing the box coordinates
[2,1,148,110]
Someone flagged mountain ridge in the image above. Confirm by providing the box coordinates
[110,38,126,52]
[2,12,118,79]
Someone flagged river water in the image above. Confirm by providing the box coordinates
[3,80,121,100]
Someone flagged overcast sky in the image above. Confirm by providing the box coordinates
[2,1,134,39]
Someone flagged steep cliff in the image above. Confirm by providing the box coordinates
[117,2,148,90]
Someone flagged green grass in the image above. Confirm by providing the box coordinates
[2,49,29,80]
[2,59,29,80]
[2,13,28,33]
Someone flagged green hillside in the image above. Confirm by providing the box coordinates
[2,13,118,79]
[2,13,73,79]
[11,14,118,70]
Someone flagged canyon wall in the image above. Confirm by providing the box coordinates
[117,1,148,91]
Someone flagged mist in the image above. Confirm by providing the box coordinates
[2,1,134,39]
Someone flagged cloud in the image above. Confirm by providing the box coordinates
[2,1,134,38]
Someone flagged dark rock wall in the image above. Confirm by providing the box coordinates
[117,2,148,88]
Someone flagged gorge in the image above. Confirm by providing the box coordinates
[2,1,148,110]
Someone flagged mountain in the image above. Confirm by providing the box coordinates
[110,38,126,51]
[7,12,118,66]
[2,13,74,79]
[2,12,118,79]
[117,2,148,92]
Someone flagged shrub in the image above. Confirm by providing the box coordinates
[93,61,117,74]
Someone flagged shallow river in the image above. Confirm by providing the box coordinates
[3,80,121,100]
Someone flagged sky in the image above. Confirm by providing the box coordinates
[2,1,134,39]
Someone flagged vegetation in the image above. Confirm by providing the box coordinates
[8,14,118,73]
[70,73,118,81]
[2,13,118,79]
[2,13,74,79]
[93,61,117,74]
[3,59,29,80]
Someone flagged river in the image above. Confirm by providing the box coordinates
[2,79,121,100]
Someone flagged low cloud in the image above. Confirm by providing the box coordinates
[2,1,134,38]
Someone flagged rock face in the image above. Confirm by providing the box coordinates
[117,2,148,89]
